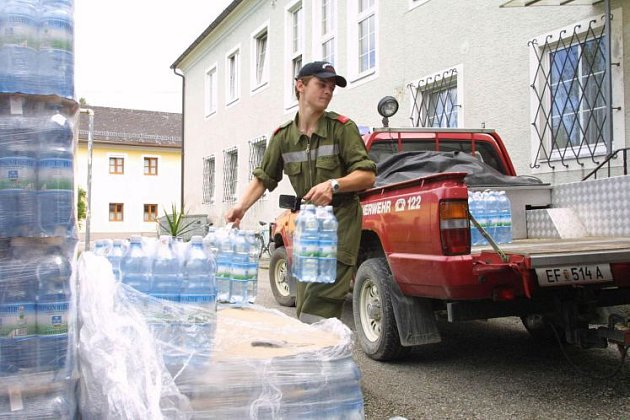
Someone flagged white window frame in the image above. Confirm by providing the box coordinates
[528,9,625,174]
[248,136,268,199]
[251,22,270,94]
[202,155,215,204]
[225,46,241,106]
[285,0,304,109]
[409,64,464,128]
[347,0,378,84]
[223,147,238,203]
[205,64,218,117]
[312,0,337,65]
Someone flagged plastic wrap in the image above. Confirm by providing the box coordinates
[77,252,364,419]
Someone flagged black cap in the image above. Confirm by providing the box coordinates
[296,61,347,88]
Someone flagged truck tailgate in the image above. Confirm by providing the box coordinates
[473,237,630,267]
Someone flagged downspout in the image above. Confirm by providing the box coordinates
[173,68,185,211]
[79,108,94,251]
[604,0,613,155]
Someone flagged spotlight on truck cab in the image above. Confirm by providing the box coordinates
[377,96,399,127]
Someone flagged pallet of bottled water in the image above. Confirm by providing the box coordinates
[292,204,338,283]
[468,189,513,246]
[0,237,78,419]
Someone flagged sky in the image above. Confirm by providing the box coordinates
[74,0,233,114]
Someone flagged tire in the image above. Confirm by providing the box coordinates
[353,258,411,361]
[269,246,296,307]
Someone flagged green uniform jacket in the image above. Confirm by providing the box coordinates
[253,111,376,266]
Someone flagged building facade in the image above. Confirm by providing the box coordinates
[76,106,182,240]
[171,0,628,230]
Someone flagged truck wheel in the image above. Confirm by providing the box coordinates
[353,258,411,361]
[269,246,296,307]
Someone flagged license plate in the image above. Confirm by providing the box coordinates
[536,264,613,287]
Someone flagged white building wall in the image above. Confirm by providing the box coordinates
[176,0,629,230]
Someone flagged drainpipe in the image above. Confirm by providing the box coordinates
[79,108,94,251]
[604,0,613,155]
[173,68,185,211]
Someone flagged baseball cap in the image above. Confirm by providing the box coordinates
[296,61,347,88]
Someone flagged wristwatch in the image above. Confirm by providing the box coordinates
[329,179,340,194]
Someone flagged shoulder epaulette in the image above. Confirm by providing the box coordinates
[273,120,292,135]
[337,114,350,124]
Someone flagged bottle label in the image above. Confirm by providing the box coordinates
[0,302,37,337]
[0,157,36,190]
[40,18,73,52]
[36,301,69,335]
[37,158,73,190]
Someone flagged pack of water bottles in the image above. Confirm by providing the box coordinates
[468,190,513,246]
[205,226,260,305]
[0,0,74,98]
[292,204,338,283]
[0,95,77,239]
[0,237,78,418]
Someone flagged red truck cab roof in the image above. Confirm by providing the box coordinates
[362,127,517,176]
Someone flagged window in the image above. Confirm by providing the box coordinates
[223,148,238,202]
[286,1,303,106]
[205,65,217,116]
[409,66,462,128]
[144,204,158,222]
[109,203,123,222]
[313,0,337,64]
[252,25,269,91]
[226,47,240,105]
[248,136,267,181]
[144,157,158,175]
[203,155,215,204]
[348,0,377,80]
[529,11,624,170]
[109,157,124,174]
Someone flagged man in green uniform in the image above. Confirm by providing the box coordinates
[226,61,376,323]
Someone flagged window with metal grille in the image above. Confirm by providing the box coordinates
[109,157,124,174]
[528,12,623,170]
[144,204,158,222]
[248,136,267,180]
[109,203,123,222]
[223,148,238,202]
[408,68,459,128]
[202,156,215,204]
[144,157,158,175]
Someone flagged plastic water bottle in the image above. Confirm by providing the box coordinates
[215,228,233,303]
[0,0,38,94]
[0,239,38,375]
[496,191,512,244]
[245,230,258,304]
[37,112,74,238]
[38,0,74,98]
[485,190,499,242]
[298,205,319,283]
[150,235,181,302]
[120,235,151,294]
[181,236,216,364]
[36,244,71,373]
[107,239,125,282]
[317,205,337,284]
[229,230,250,304]
[468,191,483,246]
[0,115,38,237]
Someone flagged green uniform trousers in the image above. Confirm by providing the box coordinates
[296,261,353,322]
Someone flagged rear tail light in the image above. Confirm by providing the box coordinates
[439,200,471,255]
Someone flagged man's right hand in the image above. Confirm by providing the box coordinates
[225,205,245,228]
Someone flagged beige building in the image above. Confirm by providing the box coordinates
[171,0,629,230]
[76,106,182,241]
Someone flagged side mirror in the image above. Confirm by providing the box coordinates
[279,195,301,212]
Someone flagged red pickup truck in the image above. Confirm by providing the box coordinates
[269,97,630,361]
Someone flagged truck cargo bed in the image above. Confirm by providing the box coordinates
[473,237,630,267]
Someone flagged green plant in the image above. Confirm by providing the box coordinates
[77,187,87,223]
[157,203,198,238]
